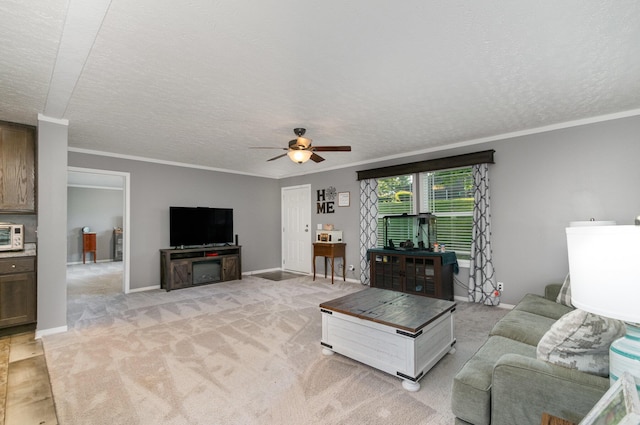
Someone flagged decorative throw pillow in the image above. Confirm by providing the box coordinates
[556,273,573,307]
[536,309,626,377]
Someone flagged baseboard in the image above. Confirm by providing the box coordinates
[128,285,160,293]
[454,295,468,303]
[242,267,282,276]
[454,294,514,309]
[35,325,68,339]
[67,259,120,266]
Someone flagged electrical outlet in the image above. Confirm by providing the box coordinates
[497,282,504,292]
[348,265,355,271]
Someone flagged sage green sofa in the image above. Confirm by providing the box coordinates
[451,284,610,425]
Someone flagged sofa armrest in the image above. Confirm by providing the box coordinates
[544,283,562,301]
[491,353,608,425]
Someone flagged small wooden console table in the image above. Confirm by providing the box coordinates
[83,232,96,264]
[313,242,345,284]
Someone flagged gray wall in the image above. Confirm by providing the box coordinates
[37,116,69,335]
[68,152,281,290]
[280,115,640,305]
[67,187,124,263]
[33,113,638,335]
[281,168,362,280]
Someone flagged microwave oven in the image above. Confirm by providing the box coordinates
[0,223,24,251]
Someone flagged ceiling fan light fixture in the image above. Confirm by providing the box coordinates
[296,137,312,149]
[288,149,313,164]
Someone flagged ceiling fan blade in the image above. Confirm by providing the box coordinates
[310,153,325,163]
[250,147,287,150]
[312,146,352,152]
[267,153,288,161]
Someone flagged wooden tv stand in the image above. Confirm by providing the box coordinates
[160,245,241,291]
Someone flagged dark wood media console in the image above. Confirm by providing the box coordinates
[160,245,241,291]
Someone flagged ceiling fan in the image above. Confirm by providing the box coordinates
[251,128,351,164]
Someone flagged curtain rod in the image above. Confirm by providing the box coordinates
[356,150,495,180]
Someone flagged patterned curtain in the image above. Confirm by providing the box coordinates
[359,179,378,285]
[468,164,499,305]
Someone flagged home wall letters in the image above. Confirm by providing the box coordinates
[317,186,337,214]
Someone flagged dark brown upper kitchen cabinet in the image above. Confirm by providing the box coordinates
[0,121,36,213]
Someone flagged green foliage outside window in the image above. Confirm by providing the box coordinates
[375,168,475,260]
[423,168,474,259]
[377,176,413,246]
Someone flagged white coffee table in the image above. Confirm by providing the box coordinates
[320,288,456,391]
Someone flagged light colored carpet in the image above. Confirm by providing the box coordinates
[44,266,507,425]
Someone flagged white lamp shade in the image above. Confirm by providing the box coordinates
[566,225,640,324]
[568,220,616,227]
[288,149,312,163]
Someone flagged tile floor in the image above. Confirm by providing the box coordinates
[0,331,57,425]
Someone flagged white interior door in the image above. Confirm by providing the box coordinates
[281,185,311,273]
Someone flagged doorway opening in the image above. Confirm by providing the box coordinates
[67,167,131,299]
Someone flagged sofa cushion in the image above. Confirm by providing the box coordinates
[544,283,562,301]
[536,309,626,377]
[513,293,573,320]
[489,309,558,346]
[555,273,573,307]
[452,336,536,425]
[491,353,609,425]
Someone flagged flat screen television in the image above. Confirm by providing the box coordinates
[170,206,234,248]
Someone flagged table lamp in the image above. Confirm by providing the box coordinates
[566,224,640,387]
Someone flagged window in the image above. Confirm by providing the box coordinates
[420,167,474,260]
[376,175,414,247]
[374,168,474,261]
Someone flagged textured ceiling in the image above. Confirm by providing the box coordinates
[2,1,640,178]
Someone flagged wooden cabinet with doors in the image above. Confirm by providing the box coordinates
[368,248,456,301]
[0,256,36,329]
[222,256,239,281]
[168,259,192,289]
[0,120,37,333]
[160,245,242,291]
[0,121,36,212]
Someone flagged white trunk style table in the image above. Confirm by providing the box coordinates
[320,288,456,391]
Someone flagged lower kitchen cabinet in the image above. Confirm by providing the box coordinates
[0,257,36,328]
